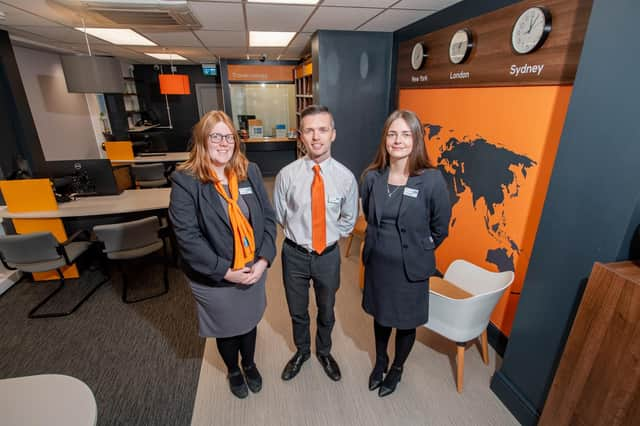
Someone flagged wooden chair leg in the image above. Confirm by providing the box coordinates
[480,330,489,365]
[456,342,465,393]
[345,235,354,257]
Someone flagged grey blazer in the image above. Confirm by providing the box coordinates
[169,162,277,285]
[360,167,452,282]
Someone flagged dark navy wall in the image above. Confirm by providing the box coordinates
[313,30,393,178]
[0,30,45,176]
[491,1,640,423]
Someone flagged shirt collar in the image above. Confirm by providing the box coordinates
[304,156,331,173]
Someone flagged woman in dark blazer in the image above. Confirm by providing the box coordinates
[361,109,451,397]
[169,110,276,399]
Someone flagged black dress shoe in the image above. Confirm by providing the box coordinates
[317,353,341,381]
[378,366,402,397]
[242,364,262,393]
[368,359,388,391]
[228,371,248,399]
[281,351,310,381]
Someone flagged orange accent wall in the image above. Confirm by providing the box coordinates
[227,64,294,82]
[399,86,572,335]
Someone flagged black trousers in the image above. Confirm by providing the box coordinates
[281,240,340,356]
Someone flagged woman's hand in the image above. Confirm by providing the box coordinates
[224,267,253,285]
[246,258,268,284]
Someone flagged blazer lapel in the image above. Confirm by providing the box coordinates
[398,174,424,222]
[202,182,231,230]
[372,168,389,226]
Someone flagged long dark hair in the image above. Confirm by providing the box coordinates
[362,109,432,180]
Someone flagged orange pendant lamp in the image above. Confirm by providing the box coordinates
[159,74,190,95]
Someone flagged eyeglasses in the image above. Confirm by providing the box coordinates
[299,127,332,136]
[386,132,412,141]
[208,133,236,144]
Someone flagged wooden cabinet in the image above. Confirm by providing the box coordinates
[294,61,312,158]
[540,261,640,426]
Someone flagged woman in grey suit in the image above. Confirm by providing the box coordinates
[361,110,452,397]
[169,110,276,399]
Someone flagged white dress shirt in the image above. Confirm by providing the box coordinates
[274,156,358,251]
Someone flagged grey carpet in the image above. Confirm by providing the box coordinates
[0,260,204,426]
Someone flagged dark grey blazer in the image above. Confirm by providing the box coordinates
[360,167,452,282]
[169,162,277,285]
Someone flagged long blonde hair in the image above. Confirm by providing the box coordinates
[178,110,248,182]
[362,110,432,181]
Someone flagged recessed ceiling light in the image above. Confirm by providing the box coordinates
[249,31,295,47]
[144,53,188,61]
[74,28,156,46]
[248,0,319,4]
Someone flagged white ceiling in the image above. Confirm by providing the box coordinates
[0,0,462,64]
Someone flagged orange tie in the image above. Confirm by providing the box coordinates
[311,164,326,254]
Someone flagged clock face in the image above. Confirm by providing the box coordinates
[449,29,473,64]
[511,7,552,54]
[411,42,426,71]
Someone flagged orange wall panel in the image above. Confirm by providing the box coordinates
[399,86,572,335]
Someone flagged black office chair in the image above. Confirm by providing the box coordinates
[0,231,108,318]
[93,216,170,303]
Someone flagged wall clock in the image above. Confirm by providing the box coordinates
[511,6,552,54]
[411,42,427,70]
[449,28,473,64]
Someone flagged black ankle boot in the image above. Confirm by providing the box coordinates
[378,366,402,397]
[368,357,388,391]
[242,363,262,393]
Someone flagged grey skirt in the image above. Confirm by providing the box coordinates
[187,272,267,338]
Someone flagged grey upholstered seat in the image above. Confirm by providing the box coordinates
[0,231,107,319]
[93,216,169,303]
[130,163,168,188]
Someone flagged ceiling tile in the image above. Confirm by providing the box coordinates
[139,31,203,48]
[189,2,244,31]
[195,30,246,47]
[207,47,248,58]
[0,0,81,26]
[322,0,395,6]
[303,7,382,32]
[246,4,314,32]
[8,25,110,45]
[0,2,62,26]
[358,9,434,31]
[393,0,461,10]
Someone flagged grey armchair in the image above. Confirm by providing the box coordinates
[130,163,168,188]
[0,230,108,318]
[93,216,169,303]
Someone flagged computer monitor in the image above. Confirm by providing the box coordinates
[37,159,121,196]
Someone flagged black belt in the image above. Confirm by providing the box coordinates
[284,238,337,256]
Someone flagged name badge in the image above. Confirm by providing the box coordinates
[403,187,419,198]
[328,196,341,204]
[239,187,253,195]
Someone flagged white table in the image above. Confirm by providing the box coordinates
[110,152,189,164]
[0,188,171,219]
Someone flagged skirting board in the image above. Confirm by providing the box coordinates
[490,370,540,426]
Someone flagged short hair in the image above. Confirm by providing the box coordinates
[300,104,335,129]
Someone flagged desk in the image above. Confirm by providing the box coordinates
[0,189,170,219]
[128,124,160,133]
[110,152,189,164]
[242,138,297,176]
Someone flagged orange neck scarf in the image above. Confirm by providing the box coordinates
[211,168,255,269]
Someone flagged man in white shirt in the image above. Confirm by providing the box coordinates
[274,105,358,382]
